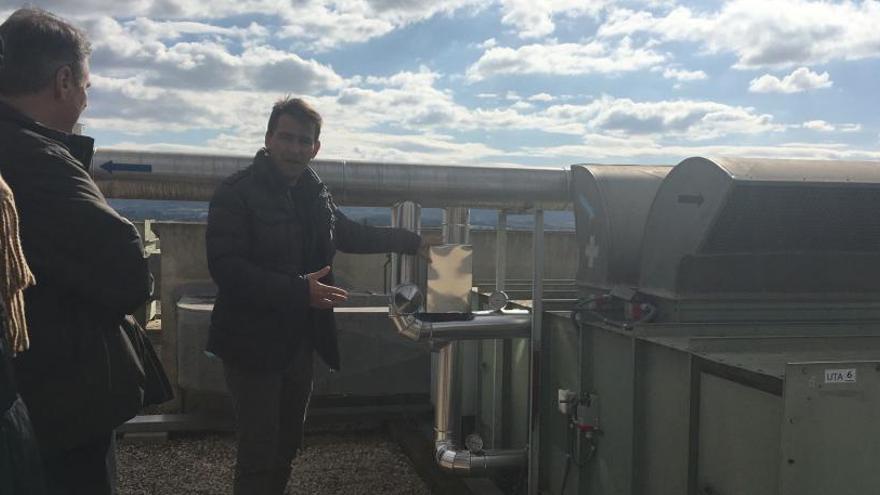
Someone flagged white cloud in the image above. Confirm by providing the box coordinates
[520,138,880,162]
[528,93,556,102]
[662,67,707,82]
[802,120,863,133]
[598,1,880,70]
[466,37,666,81]
[276,0,489,51]
[82,67,865,166]
[9,1,873,167]
[498,0,609,39]
[121,17,268,41]
[749,67,832,94]
[802,120,835,132]
[85,17,344,92]
[25,0,491,51]
[558,96,781,140]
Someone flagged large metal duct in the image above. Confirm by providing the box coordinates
[90,149,571,209]
[638,156,880,299]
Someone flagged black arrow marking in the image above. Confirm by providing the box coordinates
[100,160,153,174]
[677,193,704,206]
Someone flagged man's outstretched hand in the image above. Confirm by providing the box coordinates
[417,238,433,263]
[306,266,349,309]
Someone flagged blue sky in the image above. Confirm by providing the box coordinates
[4,0,880,166]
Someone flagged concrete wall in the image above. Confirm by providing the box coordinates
[151,222,212,409]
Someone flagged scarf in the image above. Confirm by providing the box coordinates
[0,174,34,353]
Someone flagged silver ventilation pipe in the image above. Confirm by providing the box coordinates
[442,207,470,244]
[389,285,529,474]
[390,311,530,342]
[391,202,421,288]
[434,340,527,475]
[90,150,571,209]
[388,200,528,475]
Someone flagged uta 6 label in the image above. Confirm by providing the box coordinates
[824,368,857,384]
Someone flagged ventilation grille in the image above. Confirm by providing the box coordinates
[703,184,880,254]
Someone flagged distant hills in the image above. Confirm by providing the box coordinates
[108,199,575,231]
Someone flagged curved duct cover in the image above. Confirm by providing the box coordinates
[638,157,880,299]
[571,164,671,293]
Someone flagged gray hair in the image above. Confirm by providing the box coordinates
[0,7,91,96]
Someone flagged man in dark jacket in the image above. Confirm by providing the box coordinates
[0,8,151,495]
[206,97,425,494]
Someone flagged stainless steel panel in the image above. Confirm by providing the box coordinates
[697,373,781,495]
[426,244,473,313]
[588,328,635,495]
[635,342,691,495]
[528,210,544,495]
[541,313,582,495]
[780,361,880,495]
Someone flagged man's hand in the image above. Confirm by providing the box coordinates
[306,266,349,309]
[416,238,433,263]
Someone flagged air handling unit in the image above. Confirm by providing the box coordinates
[553,157,880,495]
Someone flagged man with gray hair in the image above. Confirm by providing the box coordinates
[0,8,151,494]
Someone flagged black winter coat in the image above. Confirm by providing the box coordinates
[0,300,46,495]
[206,149,421,371]
[0,102,151,455]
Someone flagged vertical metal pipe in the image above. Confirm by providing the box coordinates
[443,207,470,244]
[391,202,421,287]
[443,207,476,428]
[435,343,460,447]
[496,210,507,292]
[490,210,508,447]
[528,209,545,495]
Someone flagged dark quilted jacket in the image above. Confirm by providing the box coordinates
[0,101,151,455]
[206,149,421,371]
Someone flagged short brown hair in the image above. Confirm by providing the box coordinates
[267,97,322,141]
[0,8,91,96]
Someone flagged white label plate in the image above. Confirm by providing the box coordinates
[824,368,857,384]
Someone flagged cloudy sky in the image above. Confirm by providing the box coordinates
[4,0,880,166]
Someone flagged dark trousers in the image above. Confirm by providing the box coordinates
[43,432,113,495]
[0,397,47,495]
[224,346,314,495]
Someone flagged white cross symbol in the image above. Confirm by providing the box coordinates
[584,235,600,269]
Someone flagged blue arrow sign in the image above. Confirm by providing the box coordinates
[100,160,153,174]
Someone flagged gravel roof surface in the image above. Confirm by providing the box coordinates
[117,421,430,495]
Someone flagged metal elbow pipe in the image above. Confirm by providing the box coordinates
[435,441,527,476]
[390,313,425,341]
[390,311,531,342]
